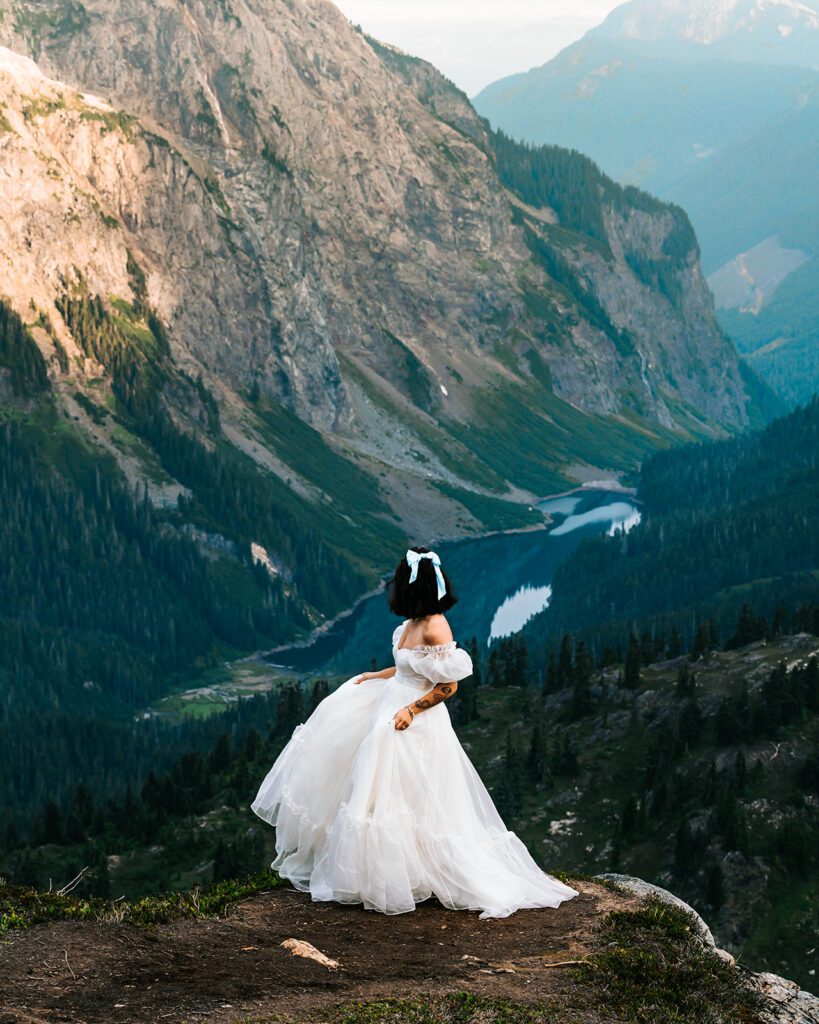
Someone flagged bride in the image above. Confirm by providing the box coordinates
[252,546,578,918]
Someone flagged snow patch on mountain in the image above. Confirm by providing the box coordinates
[596,0,819,45]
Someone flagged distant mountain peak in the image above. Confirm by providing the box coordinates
[594,0,819,46]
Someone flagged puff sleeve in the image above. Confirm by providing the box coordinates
[406,642,473,686]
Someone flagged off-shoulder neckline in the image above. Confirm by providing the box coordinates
[394,619,456,653]
[399,640,458,653]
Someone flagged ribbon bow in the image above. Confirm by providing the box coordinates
[406,549,446,600]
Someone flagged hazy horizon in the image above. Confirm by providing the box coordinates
[334,0,623,95]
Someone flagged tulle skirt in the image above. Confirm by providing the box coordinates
[251,672,578,919]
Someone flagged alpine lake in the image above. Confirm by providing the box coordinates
[264,488,641,680]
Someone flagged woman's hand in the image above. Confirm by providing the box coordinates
[393,707,413,731]
[354,672,375,685]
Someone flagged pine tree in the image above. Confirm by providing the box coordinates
[514,635,529,685]
[624,634,641,689]
[307,679,329,716]
[674,820,694,878]
[678,700,703,750]
[487,648,502,688]
[620,794,638,839]
[468,637,482,687]
[600,645,618,668]
[676,662,693,698]
[691,620,719,662]
[3,810,17,851]
[40,800,63,845]
[546,652,559,693]
[734,750,747,796]
[558,634,573,689]
[705,861,726,910]
[503,730,525,816]
[209,732,231,774]
[571,639,594,719]
[526,721,548,786]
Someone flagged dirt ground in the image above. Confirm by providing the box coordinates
[0,880,636,1024]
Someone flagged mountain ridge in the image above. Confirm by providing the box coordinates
[590,0,819,61]
[0,0,759,451]
[474,0,819,406]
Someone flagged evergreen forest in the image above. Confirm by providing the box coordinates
[522,395,819,665]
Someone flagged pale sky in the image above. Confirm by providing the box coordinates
[335,0,624,95]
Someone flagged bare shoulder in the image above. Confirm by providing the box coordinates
[422,614,453,646]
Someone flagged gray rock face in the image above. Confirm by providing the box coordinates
[0,0,755,454]
[598,873,819,1024]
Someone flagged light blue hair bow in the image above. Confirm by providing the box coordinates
[406,548,446,600]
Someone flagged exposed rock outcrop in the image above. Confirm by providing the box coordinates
[0,2,756,433]
[600,873,819,1024]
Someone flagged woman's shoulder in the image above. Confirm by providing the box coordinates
[422,614,453,647]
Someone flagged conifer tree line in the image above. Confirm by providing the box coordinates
[5,603,817,910]
[0,286,374,821]
[521,396,819,665]
[55,286,367,617]
[488,129,698,306]
[0,682,328,896]
[0,299,50,396]
[476,596,815,696]
[608,652,819,913]
[0,413,296,715]
[478,618,818,918]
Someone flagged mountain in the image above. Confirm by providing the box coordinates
[0,0,777,858]
[0,1,760,455]
[593,0,819,63]
[0,5,768,688]
[474,0,819,406]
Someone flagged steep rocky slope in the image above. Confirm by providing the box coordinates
[0,0,762,541]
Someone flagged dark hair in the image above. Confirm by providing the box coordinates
[387,546,458,619]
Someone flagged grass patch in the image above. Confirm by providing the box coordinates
[22,95,67,121]
[573,897,764,1024]
[251,992,563,1024]
[79,107,137,142]
[338,353,503,493]
[381,328,434,413]
[740,877,819,992]
[433,481,541,532]
[73,390,108,425]
[248,392,405,568]
[13,2,90,44]
[445,379,668,496]
[0,873,283,936]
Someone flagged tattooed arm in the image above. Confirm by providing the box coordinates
[393,681,457,730]
[393,614,458,730]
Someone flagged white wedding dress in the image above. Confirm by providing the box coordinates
[251,620,578,918]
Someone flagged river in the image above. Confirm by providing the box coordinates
[264,488,640,679]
